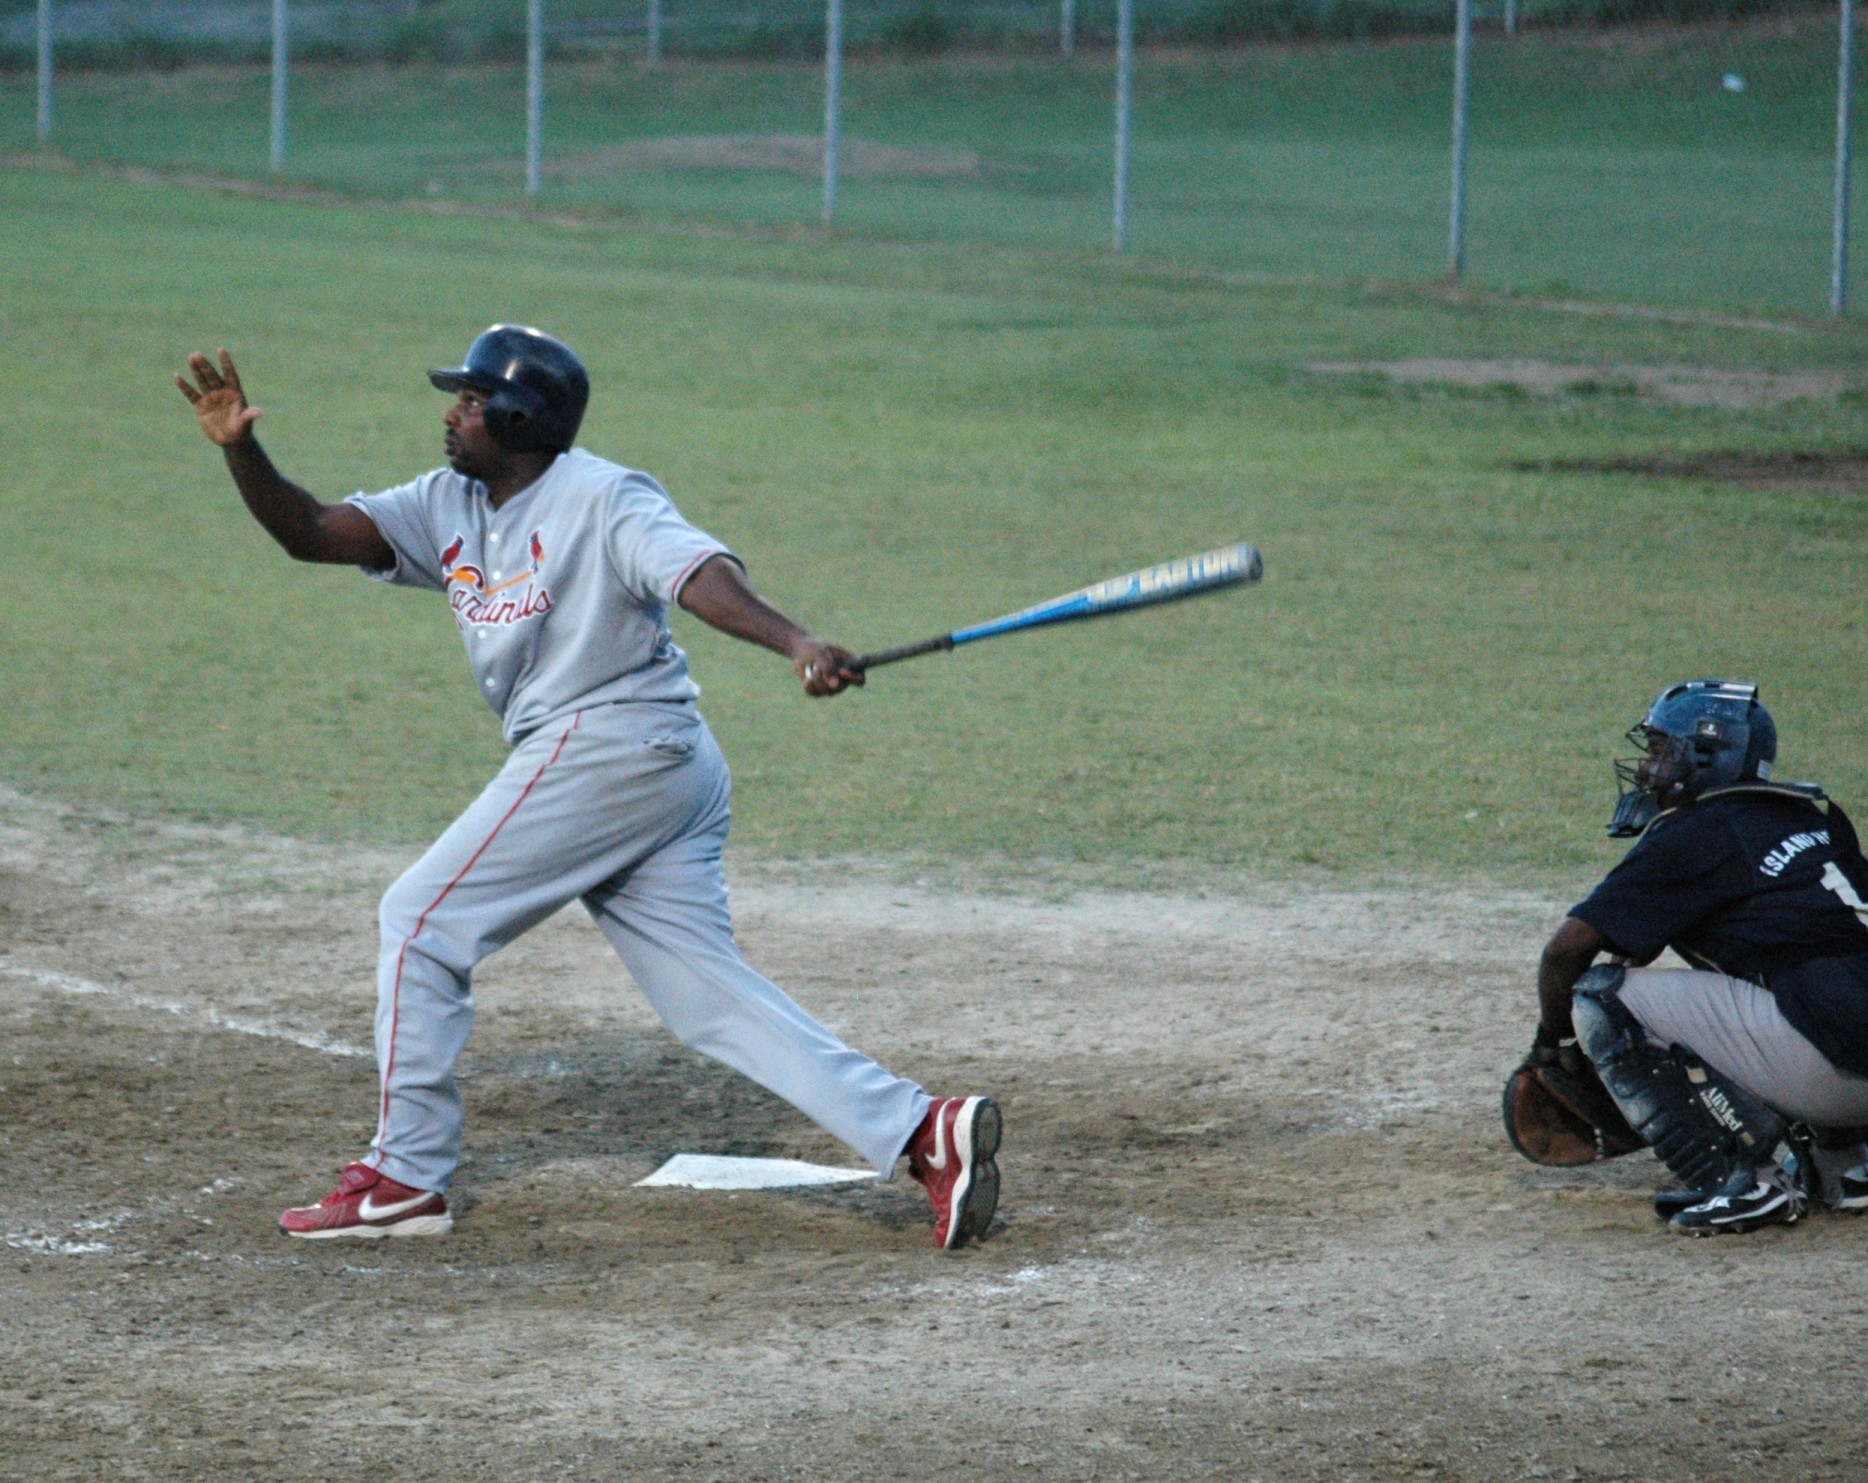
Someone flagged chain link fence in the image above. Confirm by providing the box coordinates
[2,0,1858,316]
[0,0,1458,62]
[1450,1,1856,313]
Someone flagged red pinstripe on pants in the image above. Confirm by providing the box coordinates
[369,713,582,1168]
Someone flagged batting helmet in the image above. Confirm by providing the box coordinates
[1608,679,1777,836]
[429,325,589,453]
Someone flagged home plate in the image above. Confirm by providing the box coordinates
[634,1154,873,1190]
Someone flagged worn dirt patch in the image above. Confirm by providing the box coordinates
[1515,451,1868,497]
[1310,357,1856,408]
[2,783,1866,1481]
[550,135,983,181]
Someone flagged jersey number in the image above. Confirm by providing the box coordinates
[1820,861,1868,927]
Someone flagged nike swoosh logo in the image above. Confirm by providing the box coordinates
[924,1110,952,1172]
[358,1190,434,1221]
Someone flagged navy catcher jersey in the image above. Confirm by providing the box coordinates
[1573,789,1868,1076]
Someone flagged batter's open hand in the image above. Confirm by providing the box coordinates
[176,348,262,446]
[794,641,865,698]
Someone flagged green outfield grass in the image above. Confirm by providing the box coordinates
[0,19,1856,316]
[6,162,1868,888]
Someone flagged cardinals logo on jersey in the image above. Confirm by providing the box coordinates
[440,534,488,594]
[441,530,553,627]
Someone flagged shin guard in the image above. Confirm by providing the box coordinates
[1571,965,1787,1194]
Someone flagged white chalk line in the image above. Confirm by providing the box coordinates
[3,1209,133,1256]
[4,1180,240,1258]
[0,961,371,1060]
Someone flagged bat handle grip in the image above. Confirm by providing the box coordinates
[848,634,956,672]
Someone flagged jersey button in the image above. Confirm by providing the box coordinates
[484,677,496,688]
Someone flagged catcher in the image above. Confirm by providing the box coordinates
[1505,680,1868,1234]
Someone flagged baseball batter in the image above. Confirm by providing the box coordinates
[1510,680,1868,1235]
[174,325,1001,1250]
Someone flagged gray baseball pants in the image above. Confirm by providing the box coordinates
[1620,966,1868,1128]
[363,699,930,1193]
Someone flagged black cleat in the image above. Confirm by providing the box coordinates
[1652,1187,1708,1221]
[1670,1166,1805,1236]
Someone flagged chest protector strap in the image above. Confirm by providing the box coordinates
[1821,796,1865,864]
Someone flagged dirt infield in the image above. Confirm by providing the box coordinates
[1513,451,1868,498]
[550,136,985,181]
[1306,358,1858,409]
[3,785,1865,1482]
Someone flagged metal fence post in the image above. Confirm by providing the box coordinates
[1113,0,1133,251]
[36,0,51,144]
[1061,0,1075,55]
[527,0,544,197]
[648,0,662,65]
[1836,0,1856,316]
[270,0,288,172]
[824,0,843,224]
[1448,0,1472,277]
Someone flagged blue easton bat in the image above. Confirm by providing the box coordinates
[850,541,1264,672]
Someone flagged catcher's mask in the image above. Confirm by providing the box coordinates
[429,324,589,454]
[1608,679,1777,837]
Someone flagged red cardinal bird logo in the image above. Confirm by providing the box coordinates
[529,531,545,567]
[440,533,486,591]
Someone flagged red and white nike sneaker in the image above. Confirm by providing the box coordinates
[907,1096,1001,1251]
[278,1162,452,1240]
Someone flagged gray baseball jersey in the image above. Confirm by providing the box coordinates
[347,449,731,742]
[343,450,930,1193]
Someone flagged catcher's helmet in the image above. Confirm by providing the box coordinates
[1608,679,1776,837]
[429,324,589,453]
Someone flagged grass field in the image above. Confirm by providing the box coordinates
[0,18,1858,314]
[6,150,1868,888]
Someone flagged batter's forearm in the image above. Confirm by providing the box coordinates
[679,556,813,659]
[222,435,330,560]
[220,436,391,567]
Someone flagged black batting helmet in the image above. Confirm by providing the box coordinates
[429,325,589,453]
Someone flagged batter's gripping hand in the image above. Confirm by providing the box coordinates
[794,640,865,698]
[1502,1027,1645,1166]
[175,348,263,446]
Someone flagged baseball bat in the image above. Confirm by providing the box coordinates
[850,541,1263,672]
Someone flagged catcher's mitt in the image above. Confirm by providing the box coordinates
[1502,1031,1646,1166]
